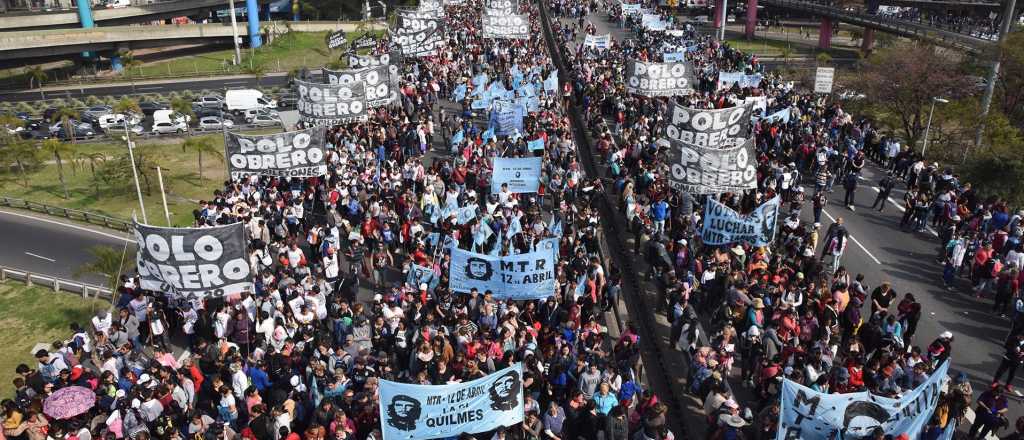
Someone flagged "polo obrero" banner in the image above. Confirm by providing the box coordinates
[322,66,396,107]
[663,103,752,148]
[395,10,444,57]
[379,364,524,440]
[449,241,557,299]
[665,137,757,194]
[135,222,252,299]
[224,126,327,178]
[482,13,529,39]
[491,157,542,194]
[626,60,695,97]
[702,196,780,246]
[776,361,949,440]
[295,79,367,126]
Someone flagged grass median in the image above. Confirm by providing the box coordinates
[0,131,278,227]
[0,281,109,396]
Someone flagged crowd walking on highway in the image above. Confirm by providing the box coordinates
[5,0,1024,439]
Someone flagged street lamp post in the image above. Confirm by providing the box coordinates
[122,121,147,225]
[228,0,242,66]
[921,97,948,158]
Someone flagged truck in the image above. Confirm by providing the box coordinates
[224,89,277,114]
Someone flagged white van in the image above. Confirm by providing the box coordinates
[224,89,277,113]
[152,109,190,125]
[97,113,140,131]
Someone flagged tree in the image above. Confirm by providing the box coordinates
[181,137,223,181]
[118,50,143,91]
[816,52,832,65]
[41,139,73,199]
[995,31,1024,132]
[25,66,47,90]
[243,61,267,87]
[51,106,80,145]
[170,97,195,136]
[849,42,971,149]
[79,152,106,198]
[3,138,41,187]
[74,245,135,305]
[113,97,142,119]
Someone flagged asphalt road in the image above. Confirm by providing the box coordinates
[0,209,135,286]
[0,74,290,103]
[574,8,1018,434]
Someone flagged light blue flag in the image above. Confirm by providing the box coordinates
[379,364,525,439]
[663,52,685,62]
[450,129,465,146]
[506,215,522,239]
[449,246,556,299]
[511,64,524,90]
[471,99,489,110]
[406,264,439,291]
[482,127,495,143]
[544,70,558,93]
[426,232,441,247]
[489,239,502,257]
[452,83,467,102]
[528,137,545,151]
[549,215,563,237]
[472,73,488,94]
[456,204,477,225]
[573,273,588,299]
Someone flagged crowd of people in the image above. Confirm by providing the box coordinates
[7,0,1024,439]
[544,0,1024,439]
[3,1,670,440]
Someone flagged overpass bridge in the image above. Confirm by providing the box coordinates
[719,0,1004,53]
[0,21,385,60]
[0,0,274,31]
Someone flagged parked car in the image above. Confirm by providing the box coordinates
[193,95,224,109]
[196,108,225,119]
[55,125,96,140]
[242,108,279,123]
[49,120,93,134]
[151,120,187,135]
[138,101,169,116]
[276,93,298,109]
[82,105,113,121]
[198,116,234,130]
[249,114,281,127]
[105,0,131,8]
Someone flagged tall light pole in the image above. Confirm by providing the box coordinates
[921,97,948,158]
[718,0,729,41]
[122,122,147,225]
[228,0,242,66]
[974,0,1017,150]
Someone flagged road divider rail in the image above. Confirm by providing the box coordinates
[0,196,131,231]
[0,264,113,300]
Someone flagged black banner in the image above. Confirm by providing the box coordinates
[395,10,444,57]
[135,222,252,299]
[485,0,518,14]
[295,78,368,126]
[350,32,377,50]
[482,13,529,39]
[665,137,757,194]
[625,60,696,97]
[325,29,347,50]
[323,65,396,107]
[224,126,328,178]
[663,103,752,148]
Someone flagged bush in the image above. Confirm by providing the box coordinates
[960,157,1024,207]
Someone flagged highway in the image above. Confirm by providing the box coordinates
[0,209,134,286]
[0,74,290,103]
[566,6,1019,434]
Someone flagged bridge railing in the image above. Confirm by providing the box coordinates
[761,0,994,51]
[0,196,132,231]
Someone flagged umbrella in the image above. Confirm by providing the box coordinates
[43,386,95,420]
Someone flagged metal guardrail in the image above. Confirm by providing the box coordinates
[0,265,113,300]
[0,196,131,231]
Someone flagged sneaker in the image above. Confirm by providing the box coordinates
[848,205,856,211]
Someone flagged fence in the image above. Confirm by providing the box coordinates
[0,265,113,300]
[0,196,132,231]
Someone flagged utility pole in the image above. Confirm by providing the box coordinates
[228,0,242,66]
[154,166,171,226]
[973,0,1017,153]
[123,120,147,225]
[718,0,729,41]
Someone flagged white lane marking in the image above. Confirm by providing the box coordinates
[821,209,883,265]
[0,210,133,243]
[224,81,249,85]
[867,187,939,237]
[136,86,164,91]
[24,252,55,262]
